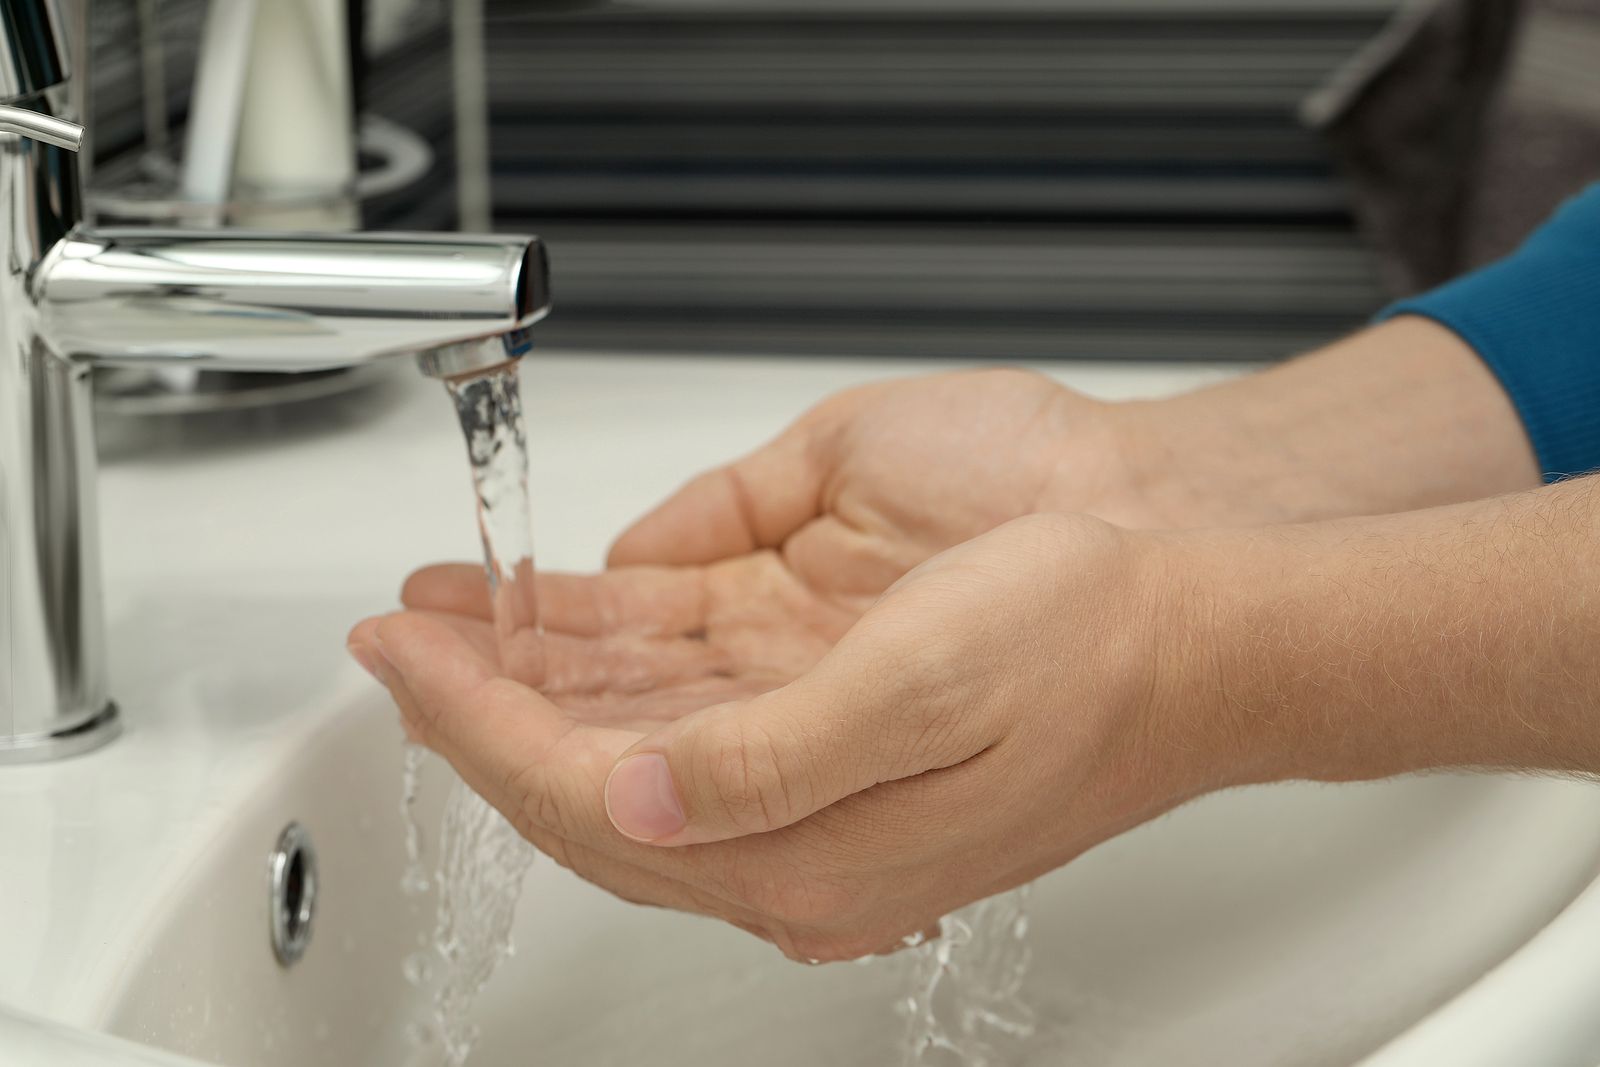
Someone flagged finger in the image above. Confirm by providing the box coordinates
[601,618,1002,846]
[607,423,826,568]
[361,611,825,921]
[403,564,711,639]
[400,563,491,617]
[364,660,778,939]
[371,612,636,844]
[780,515,910,604]
[348,615,432,744]
[396,605,740,698]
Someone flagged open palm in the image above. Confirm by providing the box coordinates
[389,368,1124,728]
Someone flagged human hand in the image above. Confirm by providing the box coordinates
[349,515,1233,961]
[399,325,1534,715]
[604,319,1542,598]
[384,367,1159,730]
[602,367,1166,608]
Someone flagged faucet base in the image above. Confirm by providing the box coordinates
[0,703,121,764]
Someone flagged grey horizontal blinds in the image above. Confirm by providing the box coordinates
[477,2,1394,360]
[93,0,1400,362]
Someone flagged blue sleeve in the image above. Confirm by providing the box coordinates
[1376,182,1600,483]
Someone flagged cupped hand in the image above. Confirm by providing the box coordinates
[348,515,1232,961]
[383,367,1150,730]
[374,555,854,734]
[603,367,1156,607]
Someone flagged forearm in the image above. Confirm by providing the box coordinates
[1182,475,1600,786]
[1106,316,1539,528]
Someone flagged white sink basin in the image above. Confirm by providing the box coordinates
[5,355,1600,1066]
[73,678,1600,1067]
[89,693,1600,1067]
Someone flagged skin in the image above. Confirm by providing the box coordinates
[347,314,1576,963]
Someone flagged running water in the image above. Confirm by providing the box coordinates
[400,744,431,897]
[426,781,536,1065]
[899,886,1036,1065]
[402,359,541,1066]
[400,356,1035,1065]
[446,359,543,683]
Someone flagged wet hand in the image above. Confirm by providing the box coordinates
[348,516,1229,961]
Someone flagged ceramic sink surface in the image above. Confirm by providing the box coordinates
[3,353,1600,1066]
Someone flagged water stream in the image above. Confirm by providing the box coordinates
[899,887,1036,1065]
[403,361,540,1067]
[400,744,431,898]
[402,359,1036,1064]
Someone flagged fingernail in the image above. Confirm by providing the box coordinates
[347,643,392,686]
[605,753,686,842]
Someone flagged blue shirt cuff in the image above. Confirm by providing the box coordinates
[1375,182,1600,483]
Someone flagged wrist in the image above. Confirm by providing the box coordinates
[1090,318,1540,531]
[1091,527,1270,803]
[1130,523,1385,792]
[1102,394,1294,529]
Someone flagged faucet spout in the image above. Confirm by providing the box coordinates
[0,0,557,763]
[36,229,550,374]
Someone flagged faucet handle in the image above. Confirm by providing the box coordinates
[0,105,81,151]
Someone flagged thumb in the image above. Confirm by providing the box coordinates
[606,422,825,568]
[602,642,997,846]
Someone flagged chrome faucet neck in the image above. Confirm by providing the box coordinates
[0,2,549,762]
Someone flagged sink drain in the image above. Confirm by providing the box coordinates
[269,822,318,967]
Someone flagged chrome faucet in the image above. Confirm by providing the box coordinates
[0,0,550,762]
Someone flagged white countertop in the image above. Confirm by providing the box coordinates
[0,352,1242,1029]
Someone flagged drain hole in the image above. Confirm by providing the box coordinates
[284,850,308,937]
[270,822,318,967]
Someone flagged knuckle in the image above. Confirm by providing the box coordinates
[507,758,570,836]
[696,715,806,834]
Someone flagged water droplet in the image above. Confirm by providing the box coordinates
[403,1021,434,1048]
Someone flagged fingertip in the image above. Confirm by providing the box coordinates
[603,526,650,569]
[346,614,384,650]
[371,611,485,678]
[400,562,492,615]
[603,751,687,843]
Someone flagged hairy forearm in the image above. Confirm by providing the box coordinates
[1112,317,1540,528]
[1181,475,1600,786]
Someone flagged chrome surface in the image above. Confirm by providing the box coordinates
[94,362,393,418]
[0,0,551,761]
[39,229,548,372]
[0,703,119,765]
[0,102,80,148]
[268,822,318,967]
[0,90,108,761]
[0,0,67,102]
[415,329,535,381]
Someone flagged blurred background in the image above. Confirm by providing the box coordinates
[83,0,1596,373]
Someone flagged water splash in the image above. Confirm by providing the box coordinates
[430,781,536,1065]
[400,744,432,897]
[402,358,1039,1064]
[899,886,1036,1066]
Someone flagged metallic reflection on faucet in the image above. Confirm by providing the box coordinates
[0,0,551,762]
